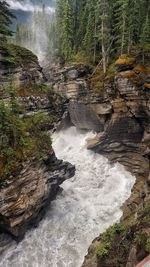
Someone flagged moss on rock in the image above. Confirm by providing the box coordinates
[0,43,38,68]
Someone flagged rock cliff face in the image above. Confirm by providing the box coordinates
[0,152,75,238]
[45,64,109,132]
[0,45,75,239]
[0,44,44,98]
[46,56,150,267]
[0,44,68,130]
[47,60,150,177]
[88,70,150,177]
[81,59,150,267]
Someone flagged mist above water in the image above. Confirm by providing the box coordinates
[0,127,135,267]
[6,0,55,13]
[7,0,55,61]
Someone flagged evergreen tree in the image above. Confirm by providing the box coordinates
[111,0,128,55]
[55,0,64,55]
[97,0,111,72]
[73,0,87,53]
[83,1,96,62]
[0,1,15,44]
[126,0,143,53]
[61,0,73,60]
[140,12,150,62]
[54,0,150,67]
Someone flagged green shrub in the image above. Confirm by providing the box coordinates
[96,242,111,259]
[0,85,53,179]
[101,223,125,243]
[146,237,150,253]
[134,234,142,246]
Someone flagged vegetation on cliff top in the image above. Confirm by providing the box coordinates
[0,42,38,68]
[0,84,53,180]
[52,0,150,72]
[0,1,64,180]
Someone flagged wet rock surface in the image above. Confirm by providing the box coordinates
[0,50,150,266]
[44,64,110,132]
[0,152,75,238]
[45,60,150,267]
[81,58,150,267]
[46,62,150,177]
[0,47,75,242]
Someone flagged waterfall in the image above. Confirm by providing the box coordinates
[15,7,54,61]
[7,0,55,61]
[0,127,135,267]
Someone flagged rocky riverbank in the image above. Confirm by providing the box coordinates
[46,56,150,177]
[0,152,75,238]
[0,44,75,240]
[0,42,150,265]
[45,54,150,267]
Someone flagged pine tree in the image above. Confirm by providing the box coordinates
[97,0,111,72]
[61,0,73,60]
[112,0,128,55]
[53,0,149,65]
[73,0,87,53]
[83,2,96,62]
[126,0,143,53]
[140,12,150,62]
[0,1,15,44]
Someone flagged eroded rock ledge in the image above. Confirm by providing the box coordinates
[46,55,150,267]
[0,152,75,238]
[0,45,75,239]
[46,58,150,177]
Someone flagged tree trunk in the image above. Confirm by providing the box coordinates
[128,31,131,54]
[121,13,126,55]
[101,17,106,74]
[93,15,97,64]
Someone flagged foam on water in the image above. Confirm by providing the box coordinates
[0,127,135,267]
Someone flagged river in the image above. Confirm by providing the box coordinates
[0,127,135,267]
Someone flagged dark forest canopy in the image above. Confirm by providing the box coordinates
[53,0,150,71]
[1,0,150,71]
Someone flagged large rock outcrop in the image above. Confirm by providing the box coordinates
[46,59,150,177]
[45,56,150,267]
[87,65,150,176]
[0,44,44,98]
[45,64,111,132]
[0,152,75,238]
[0,44,75,239]
[81,56,150,267]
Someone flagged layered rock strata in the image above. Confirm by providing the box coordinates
[0,44,44,98]
[47,58,150,267]
[47,62,150,176]
[0,152,75,238]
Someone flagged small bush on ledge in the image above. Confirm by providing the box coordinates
[96,242,111,259]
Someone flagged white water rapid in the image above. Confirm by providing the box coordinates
[0,127,135,267]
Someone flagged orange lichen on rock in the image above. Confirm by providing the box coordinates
[115,54,136,66]
[144,83,150,89]
[120,70,140,83]
[121,70,137,78]
[133,64,147,75]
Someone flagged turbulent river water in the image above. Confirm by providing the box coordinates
[0,127,135,267]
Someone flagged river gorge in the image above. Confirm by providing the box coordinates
[0,127,135,267]
[0,1,150,266]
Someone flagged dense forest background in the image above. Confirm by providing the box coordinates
[3,0,149,72]
[53,0,150,71]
